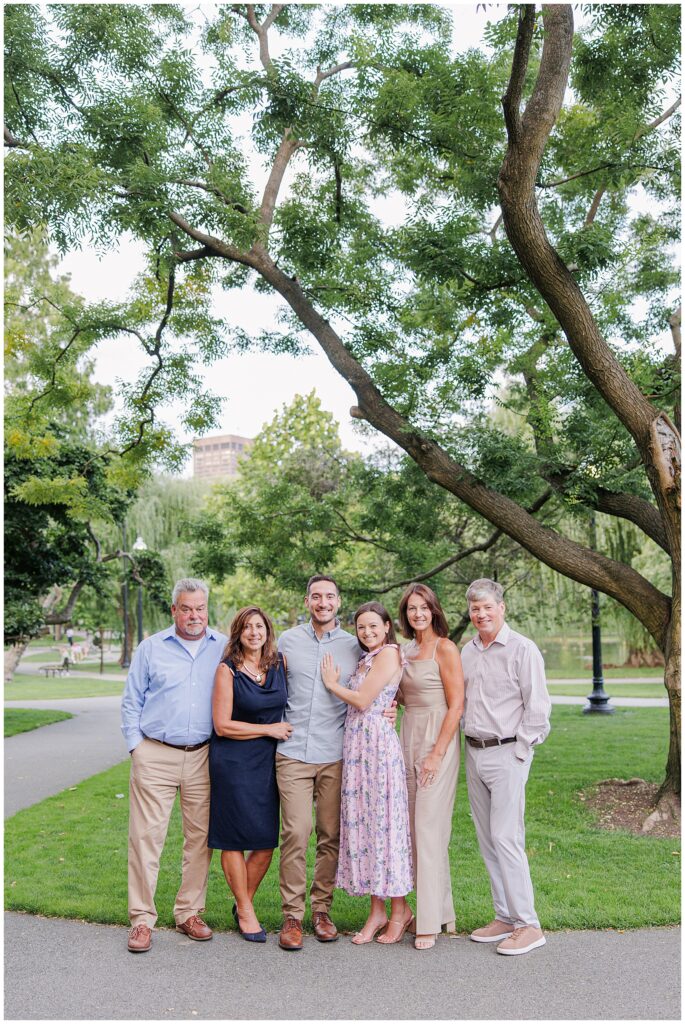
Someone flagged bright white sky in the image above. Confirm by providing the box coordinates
[56,3,509,473]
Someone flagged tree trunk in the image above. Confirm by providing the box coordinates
[118,608,134,668]
[4,640,29,683]
[624,647,665,668]
[659,575,680,799]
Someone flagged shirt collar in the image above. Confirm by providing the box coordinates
[473,621,511,651]
[304,618,344,641]
[161,625,217,643]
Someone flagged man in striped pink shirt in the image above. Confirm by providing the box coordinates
[461,578,551,956]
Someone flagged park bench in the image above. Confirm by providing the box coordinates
[39,664,70,678]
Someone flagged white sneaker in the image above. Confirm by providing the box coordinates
[496,925,546,955]
[470,919,514,943]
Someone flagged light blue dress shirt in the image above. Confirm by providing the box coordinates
[277,620,362,764]
[120,625,228,751]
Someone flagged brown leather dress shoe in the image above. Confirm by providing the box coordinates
[312,911,339,942]
[176,915,213,941]
[278,916,304,950]
[128,923,152,953]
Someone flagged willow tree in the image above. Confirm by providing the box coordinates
[5,4,680,807]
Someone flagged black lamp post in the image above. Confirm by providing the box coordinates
[583,514,614,714]
[132,535,147,646]
[121,523,130,669]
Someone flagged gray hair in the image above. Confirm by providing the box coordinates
[171,577,209,605]
[466,578,504,604]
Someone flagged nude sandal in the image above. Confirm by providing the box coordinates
[351,920,388,944]
[376,912,415,944]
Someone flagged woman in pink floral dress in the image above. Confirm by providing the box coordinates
[321,601,413,945]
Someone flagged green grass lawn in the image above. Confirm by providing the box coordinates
[21,650,126,672]
[4,675,124,700]
[547,682,665,698]
[69,662,127,674]
[546,667,663,679]
[4,707,679,934]
[5,709,73,737]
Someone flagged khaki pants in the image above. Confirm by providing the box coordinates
[128,738,212,928]
[276,753,342,920]
[465,742,540,929]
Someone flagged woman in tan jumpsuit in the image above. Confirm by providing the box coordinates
[398,584,464,950]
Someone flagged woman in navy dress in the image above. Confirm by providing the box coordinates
[209,606,291,941]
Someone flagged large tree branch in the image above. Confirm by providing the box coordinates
[245,246,671,648]
[43,581,85,625]
[497,5,680,551]
[257,130,302,232]
[635,95,681,139]
[594,489,670,552]
[501,5,536,144]
[236,4,284,69]
[167,210,254,265]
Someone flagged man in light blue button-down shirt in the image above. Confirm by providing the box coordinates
[121,578,227,953]
[275,575,363,950]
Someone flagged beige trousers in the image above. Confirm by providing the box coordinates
[465,742,540,928]
[275,753,342,920]
[402,714,459,934]
[128,738,212,928]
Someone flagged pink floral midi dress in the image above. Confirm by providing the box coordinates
[335,644,413,898]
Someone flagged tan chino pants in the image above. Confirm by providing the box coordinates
[276,753,342,920]
[128,738,212,928]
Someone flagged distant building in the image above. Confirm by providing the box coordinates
[192,433,253,481]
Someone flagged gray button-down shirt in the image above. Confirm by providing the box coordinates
[461,622,551,760]
[277,620,361,764]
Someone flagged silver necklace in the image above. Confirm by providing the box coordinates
[242,661,263,683]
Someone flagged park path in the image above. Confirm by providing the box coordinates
[4,696,125,817]
[4,911,680,1021]
[4,688,681,1019]
[4,685,669,819]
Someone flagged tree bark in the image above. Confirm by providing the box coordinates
[660,573,681,798]
[4,640,29,683]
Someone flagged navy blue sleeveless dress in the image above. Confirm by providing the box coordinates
[208,655,287,851]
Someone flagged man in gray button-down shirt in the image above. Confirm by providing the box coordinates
[461,578,551,957]
[275,575,361,950]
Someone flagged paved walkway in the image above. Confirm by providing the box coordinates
[4,912,680,1020]
[4,691,679,1020]
[4,696,125,817]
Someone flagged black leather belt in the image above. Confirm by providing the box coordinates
[466,735,516,749]
[144,735,209,752]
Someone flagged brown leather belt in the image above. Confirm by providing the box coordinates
[144,735,209,752]
[466,736,516,749]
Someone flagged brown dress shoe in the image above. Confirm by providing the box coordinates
[128,923,152,953]
[176,915,213,941]
[312,911,338,942]
[279,916,304,950]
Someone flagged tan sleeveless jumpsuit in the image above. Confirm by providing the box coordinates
[399,641,459,934]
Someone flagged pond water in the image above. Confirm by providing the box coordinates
[459,629,629,674]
